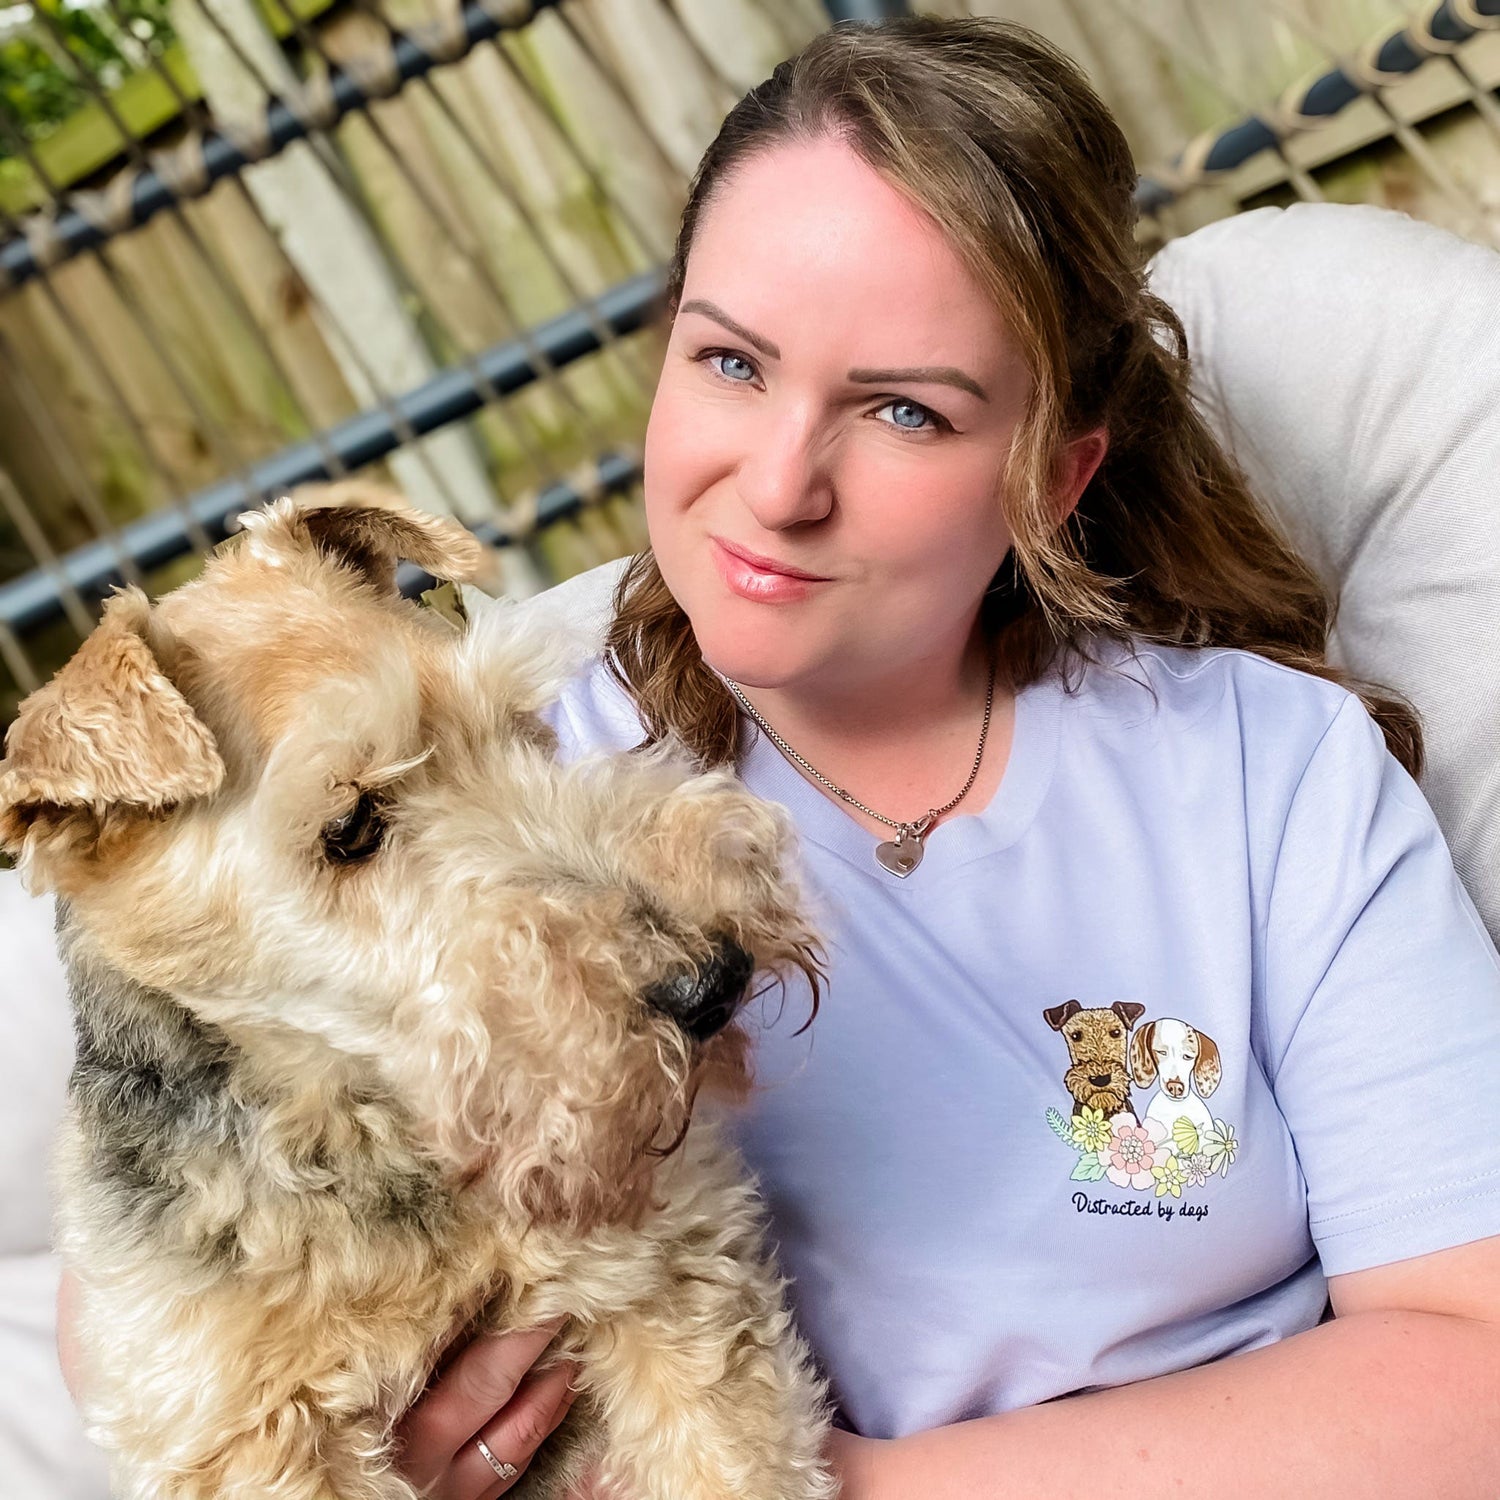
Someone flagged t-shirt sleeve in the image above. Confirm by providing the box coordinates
[1263,693,1500,1277]
[537,654,648,765]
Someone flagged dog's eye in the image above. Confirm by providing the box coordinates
[1110,1028,1120,1038]
[321,791,388,863]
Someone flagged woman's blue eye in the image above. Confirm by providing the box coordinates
[701,351,947,435]
[708,352,756,383]
[882,400,931,431]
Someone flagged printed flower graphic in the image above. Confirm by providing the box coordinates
[1069,1105,1113,1153]
[1203,1120,1239,1176]
[1106,1118,1170,1190]
[1152,1153,1189,1198]
[1180,1152,1213,1188]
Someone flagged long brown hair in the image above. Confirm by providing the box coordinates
[604,15,1422,777]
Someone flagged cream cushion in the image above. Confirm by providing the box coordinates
[0,878,110,1497]
[1146,201,1500,947]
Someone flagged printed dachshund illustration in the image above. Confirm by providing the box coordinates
[1129,1017,1222,1140]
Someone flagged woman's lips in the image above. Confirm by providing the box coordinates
[710,537,830,603]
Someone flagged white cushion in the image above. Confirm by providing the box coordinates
[0,1253,110,1499]
[0,877,110,1498]
[0,875,73,1259]
[1147,202,1500,946]
[485,552,629,650]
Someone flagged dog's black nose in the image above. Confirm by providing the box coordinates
[642,935,756,1041]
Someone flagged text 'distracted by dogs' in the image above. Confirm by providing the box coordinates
[1070,1194,1211,1220]
[1043,1000,1239,1205]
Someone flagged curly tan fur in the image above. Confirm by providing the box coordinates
[3,483,834,1500]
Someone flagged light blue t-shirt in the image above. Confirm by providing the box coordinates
[542,634,1500,1440]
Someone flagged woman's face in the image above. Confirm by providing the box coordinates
[643,134,1043,696]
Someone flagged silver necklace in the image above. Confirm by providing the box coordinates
[723,655,997,879]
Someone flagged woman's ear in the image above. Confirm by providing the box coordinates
[1053,427,1109,525]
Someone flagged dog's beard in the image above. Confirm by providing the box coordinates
[561,1026,756,1236]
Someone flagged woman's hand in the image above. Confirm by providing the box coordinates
[64,1270,580,1497]
[394,1319,581,1498]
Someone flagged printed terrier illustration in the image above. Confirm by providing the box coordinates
[1043,999,1146,1122]
[0,484,835,1500]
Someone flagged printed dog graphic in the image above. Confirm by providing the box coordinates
[1129,1017,1222,1141]
[1043,999,1146,1123]
[0,484,835,1500]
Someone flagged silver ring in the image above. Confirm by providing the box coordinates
[474,1436,519,1483]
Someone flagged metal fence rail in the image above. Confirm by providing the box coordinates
[1137,0,1500,210]
[0,0,561,291]
[0,268,661,632]
[6,0,1497,280]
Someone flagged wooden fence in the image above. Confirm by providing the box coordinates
[0,0,1496,714]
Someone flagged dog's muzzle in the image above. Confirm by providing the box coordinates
[642,935,756,1041]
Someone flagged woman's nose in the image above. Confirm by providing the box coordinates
[734,410,834,530]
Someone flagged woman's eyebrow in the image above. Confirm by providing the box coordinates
[678,297,988,401]
[848,365,988,401]
[679,299,780,359]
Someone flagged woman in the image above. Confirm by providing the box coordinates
[62,13,1500,1498]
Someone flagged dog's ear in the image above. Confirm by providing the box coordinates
[0,588,223,864]
[236,481,484,593]
[1112,1001,1146,1028]
[1129,1020,1158,1087]
[1191,1029,1222,1098]
[1043,999,1081,1031]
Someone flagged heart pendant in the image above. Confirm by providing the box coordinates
[875,831,924,878]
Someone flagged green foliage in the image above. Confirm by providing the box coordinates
[0,34,81,132]
[0,0,176,150]
[1044,1106,1077,1147]
[1070,1152,1106,1182]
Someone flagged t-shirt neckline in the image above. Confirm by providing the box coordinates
[729,663,1063,879]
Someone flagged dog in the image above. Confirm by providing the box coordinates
[1129,1017,1221,1141]
[1043,999,1146,1125]
[0,483,835,1500]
